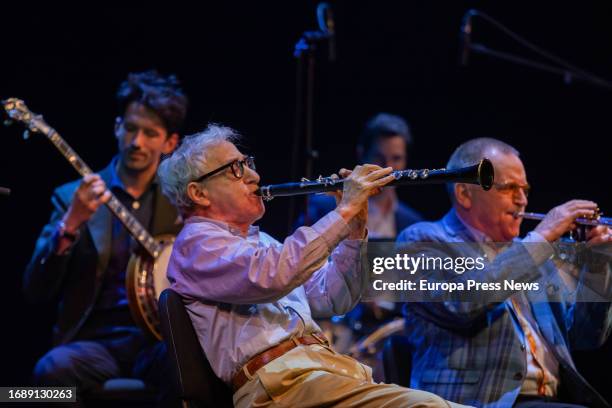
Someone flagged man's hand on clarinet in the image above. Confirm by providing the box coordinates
[333,164,394,239]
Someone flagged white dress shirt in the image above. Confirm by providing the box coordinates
[167,210,365,383]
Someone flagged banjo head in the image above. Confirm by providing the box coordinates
[126,234,175,341]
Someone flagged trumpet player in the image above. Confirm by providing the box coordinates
[397,137,611,408]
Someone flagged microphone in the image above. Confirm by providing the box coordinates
[0,186,10,196]
[460,9,476,66]
[317,2,336,61]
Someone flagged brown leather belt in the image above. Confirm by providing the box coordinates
[232,332,329,392]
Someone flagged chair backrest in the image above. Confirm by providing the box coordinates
[382,334,412,387]
[158,288,233,408]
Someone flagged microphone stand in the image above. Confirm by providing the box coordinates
[462,10,612,91]
[288,29,332,232]
[467,43,612,91]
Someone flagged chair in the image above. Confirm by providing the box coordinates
[382,335,412,387]
[158,288,234,408]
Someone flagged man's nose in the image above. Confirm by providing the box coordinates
[244,166,260,184]
[130,130,145,148]
[514,189,528,207]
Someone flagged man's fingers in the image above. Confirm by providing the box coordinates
[96,191,112,205]
[587,226,608,238]
[101,191,112,203]
[586,226,611,242]
[339,168,352,178]
[324,175,342,199]
[359,163,383,170]
[82,174,101,185]
[569,208,595,221]
[82,174,96,184]
[91,185,106,196]
[91,179,106,187]
[571,199,597,206]
[371,174,397,187]
[351,163,383,177]
[364,166,393,182]
[586,231,612,247]
[564,200,598,210]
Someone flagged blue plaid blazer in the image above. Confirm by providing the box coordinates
[396,210,611,408]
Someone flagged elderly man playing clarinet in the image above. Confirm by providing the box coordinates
[158,124,471,408]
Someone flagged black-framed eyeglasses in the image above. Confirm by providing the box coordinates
[192,156,256,183]
[493,181,531,197]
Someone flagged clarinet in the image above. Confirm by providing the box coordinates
[256,159,493,201]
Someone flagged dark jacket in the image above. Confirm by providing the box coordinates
[24,162,182,345]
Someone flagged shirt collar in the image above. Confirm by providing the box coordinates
[186,215,260,238]
[108,156,124,190]
[455,210,492,243]
[108,155,158,193]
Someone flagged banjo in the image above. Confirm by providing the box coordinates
[3,98,173,340]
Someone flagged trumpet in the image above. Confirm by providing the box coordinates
[255,158,494,201]
[514,211,612,227]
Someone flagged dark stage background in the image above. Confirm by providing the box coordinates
[1,0,610,397]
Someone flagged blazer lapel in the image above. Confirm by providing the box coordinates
[531,302,555,342]
[532,301,576,369]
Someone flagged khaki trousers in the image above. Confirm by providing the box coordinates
[233,344,472,408]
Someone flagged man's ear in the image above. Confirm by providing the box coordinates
[114,117,122,139]
[187,182,210,208]
[163,132,179,154]
[454,183,472,209]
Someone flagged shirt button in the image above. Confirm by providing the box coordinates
[513,372,523,381]
[132,201,140,210]
[520,344,526,351]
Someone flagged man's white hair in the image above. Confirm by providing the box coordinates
[158,124,240,214]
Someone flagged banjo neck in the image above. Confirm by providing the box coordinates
[47,124,161,258]
[3,98,160,258]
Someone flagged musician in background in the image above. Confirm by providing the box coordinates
[294,113,424,371]
[24,70,187,403]
[158,124,470,407]
[396,137,612,407]
[297,112,423,238]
